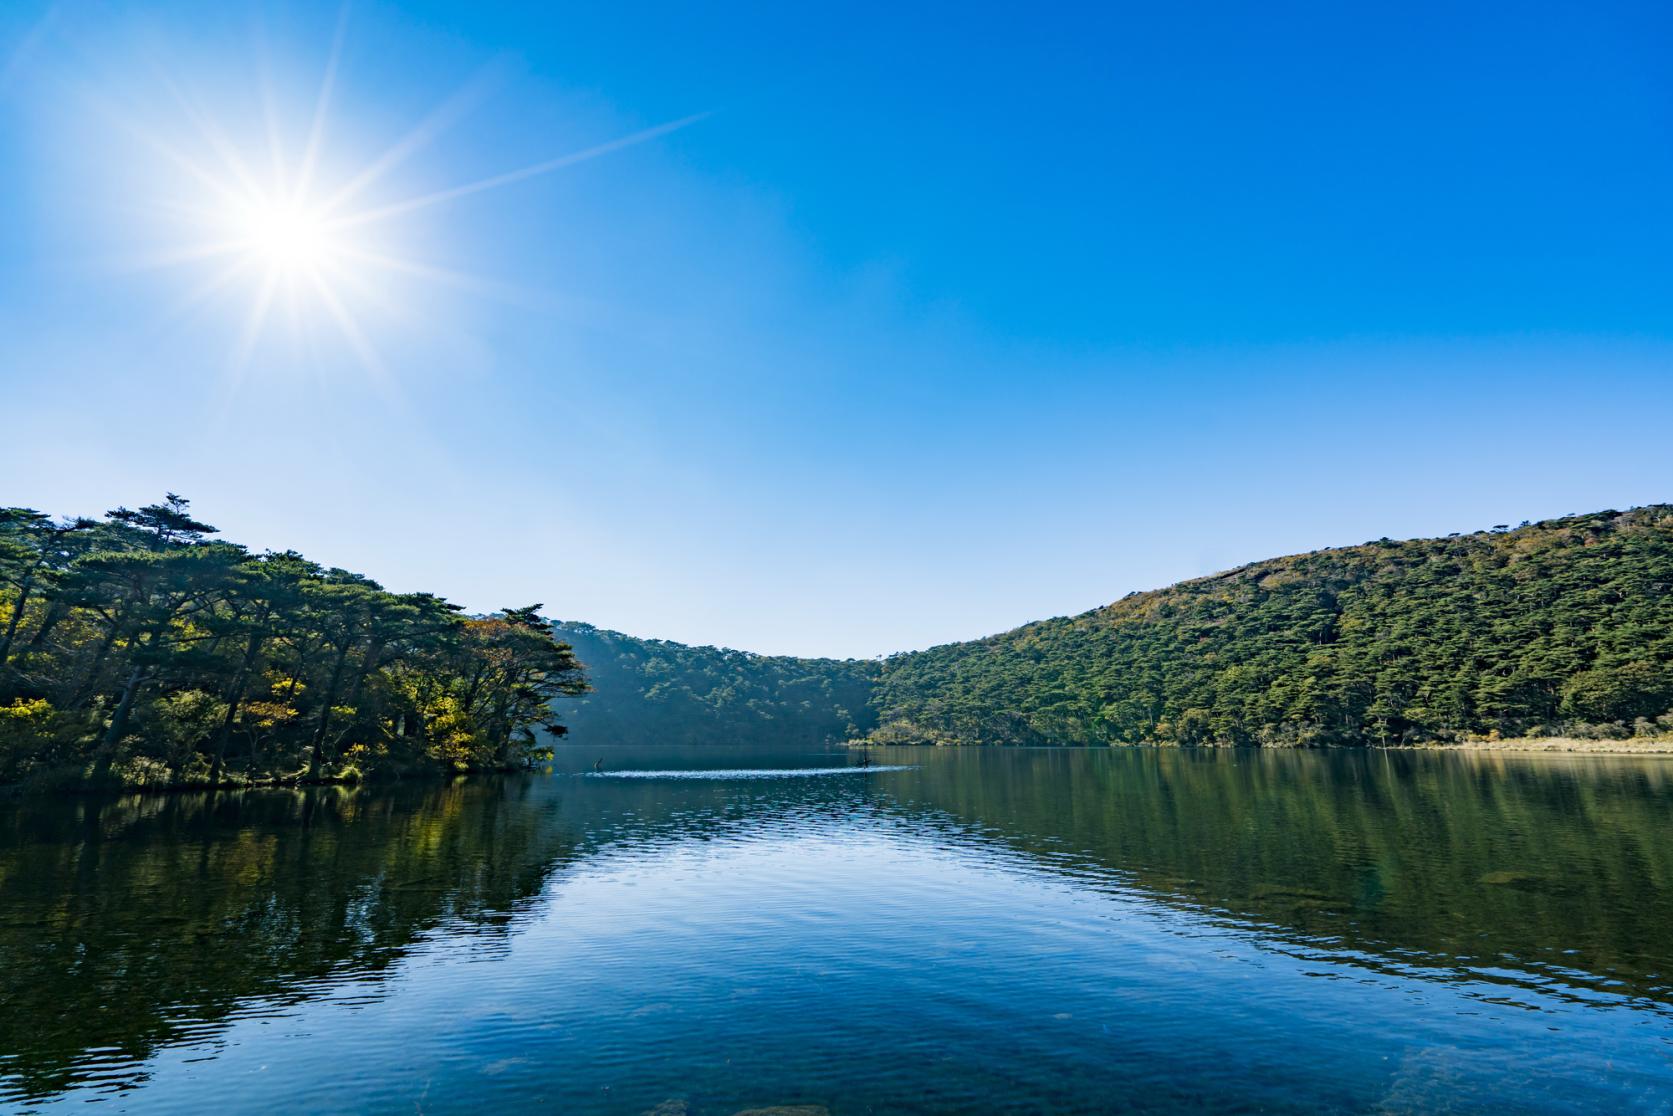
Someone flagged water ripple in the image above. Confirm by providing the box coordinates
[583,765,914,780]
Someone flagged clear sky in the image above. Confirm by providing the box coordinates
[2,1,1670,659]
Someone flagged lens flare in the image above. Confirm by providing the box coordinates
[101,22,707,382]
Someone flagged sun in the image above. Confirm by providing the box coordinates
[107,24,708,379]
[233,198,336,274]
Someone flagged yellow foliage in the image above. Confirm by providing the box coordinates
[1,697,53,721]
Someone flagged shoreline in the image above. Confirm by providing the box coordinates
[0,764,539,800]
[1380,738,1673,755]
[856,737,1673,755]
[9,741,1670,798]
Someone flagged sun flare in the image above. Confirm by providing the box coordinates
[106,25,706,381]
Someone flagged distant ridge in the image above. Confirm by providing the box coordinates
[550,621,876,747]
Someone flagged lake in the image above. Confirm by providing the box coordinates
[2,746,1670,1114]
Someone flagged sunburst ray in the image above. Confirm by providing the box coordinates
[329,112,711,231]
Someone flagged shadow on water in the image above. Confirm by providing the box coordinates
[0,744,1670,1110]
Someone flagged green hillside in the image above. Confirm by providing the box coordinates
[871,507,1673,747]
[552,622,877,747]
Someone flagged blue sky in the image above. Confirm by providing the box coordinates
[2,1,1670,658]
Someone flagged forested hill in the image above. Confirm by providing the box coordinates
[551,622,877,747]
[871,507,1673,747]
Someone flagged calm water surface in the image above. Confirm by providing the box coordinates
[1,746,1670,1114]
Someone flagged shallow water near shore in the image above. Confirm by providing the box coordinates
[2,745,1670,1114]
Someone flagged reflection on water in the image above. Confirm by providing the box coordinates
[1,745,1670,1114]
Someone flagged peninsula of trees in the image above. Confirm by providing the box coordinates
[0,496,585,790]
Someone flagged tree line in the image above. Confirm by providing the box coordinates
[0,495,586,789]
[11,494,1666,780]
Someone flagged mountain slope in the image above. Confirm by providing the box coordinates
[551,622,877,747]
[870,506,1673,746]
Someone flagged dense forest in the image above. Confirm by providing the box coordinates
[551,622,876,747]
[0,496,585,790]
[871,507,1673,747]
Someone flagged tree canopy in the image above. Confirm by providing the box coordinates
[0,496,586,789]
